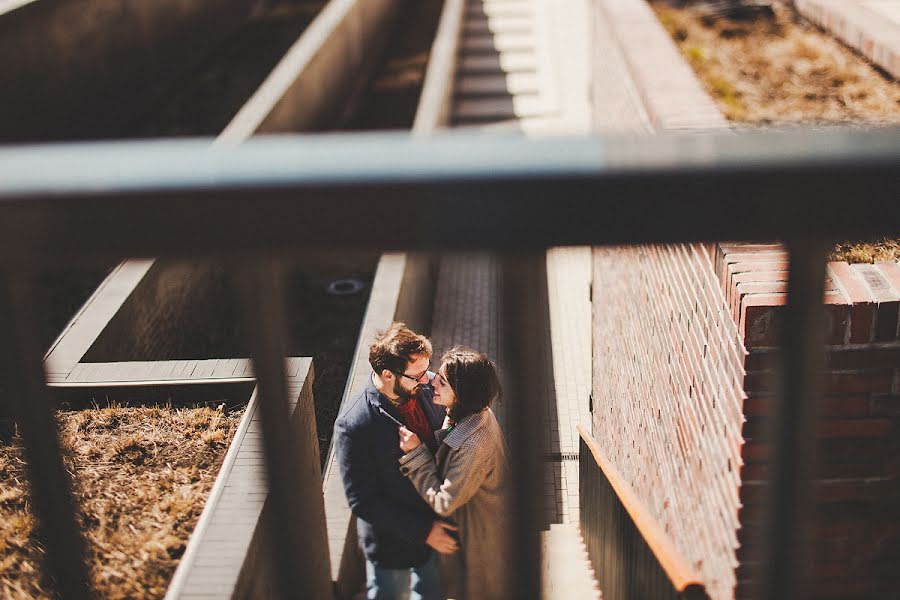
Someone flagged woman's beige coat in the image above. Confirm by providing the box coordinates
[399,408,509,600]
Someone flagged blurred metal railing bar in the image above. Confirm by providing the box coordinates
[231,262,332,599]
[759,241,828,600]
[0,272,91,599]
[0,132,898,264]
[501,252,547,599]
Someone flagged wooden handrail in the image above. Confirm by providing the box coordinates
[577,424,707,594]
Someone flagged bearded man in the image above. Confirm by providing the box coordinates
[334,322,458,599]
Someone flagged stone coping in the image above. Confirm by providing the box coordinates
[795,0,900,79]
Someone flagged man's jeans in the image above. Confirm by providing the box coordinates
[365,554,442,600]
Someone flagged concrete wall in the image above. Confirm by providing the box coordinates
[0,0,259,141]
[233,365,330,599]
[592,244,747,600]
[83,261,242,362]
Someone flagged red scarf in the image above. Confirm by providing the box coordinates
[397,396,437,452]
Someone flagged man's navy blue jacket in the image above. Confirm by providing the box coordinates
[334,377,445,568]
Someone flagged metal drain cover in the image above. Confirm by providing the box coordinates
[327,278,365,296]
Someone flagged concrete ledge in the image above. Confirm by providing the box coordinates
[413,0,466,133]
[43,259,154,381]
[594,0,730,131]
[165,357,316,600]
[219,0,405,142]
[795,0,900,79]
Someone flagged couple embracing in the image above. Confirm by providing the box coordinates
[334,322,510,600]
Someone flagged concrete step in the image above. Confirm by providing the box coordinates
[453,94,551,122]
[460,32,537,53]
[541,523,602,600]
[458,52,538,75]
[455,72,541,96]
[466,1,531,18]
[462,15,533,35]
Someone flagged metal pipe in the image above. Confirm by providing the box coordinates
[759,241,828,600]
[231,261,332,599]
[0,131,897,263]
[500,251,547,599]
[0,272,91,599]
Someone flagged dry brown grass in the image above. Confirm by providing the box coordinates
[1,404,243,599]
[653,1,900,125]
[830,238,900,263]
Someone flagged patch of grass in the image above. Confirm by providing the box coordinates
[708,74,746,116]
[830,239,900,263]
[684,44,706,66]
[1,404,243,599]
[650,0,900,125]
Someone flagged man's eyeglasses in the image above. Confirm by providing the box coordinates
[392,369,430,384]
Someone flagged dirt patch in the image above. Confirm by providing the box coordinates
[653,0,900,125]
[0,404,243,599]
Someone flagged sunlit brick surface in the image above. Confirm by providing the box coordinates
[592,243,747,600]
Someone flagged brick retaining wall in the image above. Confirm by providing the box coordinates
[593,243,900,598]
[721,243,900,599]
[592,243,746,600]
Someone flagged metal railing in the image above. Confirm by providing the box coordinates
[1,129,899,599]
[579,426,708,600]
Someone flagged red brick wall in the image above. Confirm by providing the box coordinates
[592,244,747,600]
[722,243,900,599]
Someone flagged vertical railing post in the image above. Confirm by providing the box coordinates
[232,261,332,599]
[500,250,547,600]
[759,240,828,600]
[0,272,91,600]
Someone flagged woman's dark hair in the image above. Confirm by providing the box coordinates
[441,347,502,424]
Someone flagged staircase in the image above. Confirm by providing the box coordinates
[541,523,602,600]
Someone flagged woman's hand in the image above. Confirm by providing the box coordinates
[399,426,422,453]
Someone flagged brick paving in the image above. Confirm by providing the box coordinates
[544,248,593,525]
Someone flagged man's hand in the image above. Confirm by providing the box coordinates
[399,426,422,453]
[425,521,459,554]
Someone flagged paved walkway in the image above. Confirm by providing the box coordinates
[427,2,600,597]
[443,0,596,529]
